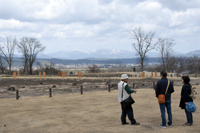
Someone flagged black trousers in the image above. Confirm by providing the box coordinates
[121,103,136,124]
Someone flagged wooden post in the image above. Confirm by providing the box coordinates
[153,82,156,89]
[43,72,46,77]
[58,72,62,77]
[155,71,157,77]
[62,72,66,77]
[133,83,135,89]
[81,85,83,94]
[39,72,41,78]
[16,90,19,100]
[151,72,153,78]
[13,72,16,78]
[108,84,111,92]
[49,88,52,97]
[78,72,82,78]
[18,72,20,77]
[142,72,145,78]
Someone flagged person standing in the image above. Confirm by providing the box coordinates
[179,76,193,126]
[155,71,174,128]
[118,74,140,125]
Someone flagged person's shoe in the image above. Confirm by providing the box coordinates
[182,123,192,126]
[131,122,140,125]
[167,124,172,127]
[122,122,129,125]
[159,125,166,128]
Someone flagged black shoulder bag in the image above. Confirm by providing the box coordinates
[121,83,135,108]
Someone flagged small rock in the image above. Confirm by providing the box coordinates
[52,85,56,88]
[8,85,17,91]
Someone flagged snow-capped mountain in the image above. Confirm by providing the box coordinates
[43,49,136,59]
[185,50,200,57]
[34,49,200,59]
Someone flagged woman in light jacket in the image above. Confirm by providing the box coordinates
[179,76,193,126]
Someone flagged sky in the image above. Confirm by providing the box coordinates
[0,0,200,54]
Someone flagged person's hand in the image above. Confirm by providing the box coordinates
[133,89,137,93]
[185,102,188,105]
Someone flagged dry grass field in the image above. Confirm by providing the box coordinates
[0,85,200,133]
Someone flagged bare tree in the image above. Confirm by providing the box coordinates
[17,37,29,74]
[176,57,187,73]
[88,64,100,73]
[157,38,175,71]
[18,37,45,75]
[0,36,17,73]
[187,56,199,74]
[130,27,158,72]
[167,56,177,72]
[0,56,5,73]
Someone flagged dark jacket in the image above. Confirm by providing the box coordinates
[179,84,193,109]
[155,77,174,101]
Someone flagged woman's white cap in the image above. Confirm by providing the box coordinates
[121,74,129,79]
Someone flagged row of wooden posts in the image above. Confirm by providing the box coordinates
[13,72,164,78]
[13,72,82,78]
[58,72,83,78]
[15,81,174,100]
[13,72,47,78]
[16,83,111,100]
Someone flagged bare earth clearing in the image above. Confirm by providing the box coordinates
[1,76,199,98]
[0,84,200,133]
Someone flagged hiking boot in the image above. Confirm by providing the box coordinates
[131,122,140,125]
[122,122,129,125]
[159,125,166,128]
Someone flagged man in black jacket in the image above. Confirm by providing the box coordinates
[155,71,174,128]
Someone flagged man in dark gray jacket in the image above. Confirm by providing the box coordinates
[155,71,174,128]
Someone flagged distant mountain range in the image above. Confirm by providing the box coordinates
[16,49,200,59]
[9,49,200,67]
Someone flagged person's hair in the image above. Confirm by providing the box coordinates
[182,76,190,84]
[160,71,167,77]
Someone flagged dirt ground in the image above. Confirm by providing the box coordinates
[1,77,199,99]
[0,85,200,133]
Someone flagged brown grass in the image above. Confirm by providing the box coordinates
[0,86,200,133]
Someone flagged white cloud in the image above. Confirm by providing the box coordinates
[0,0,199,54]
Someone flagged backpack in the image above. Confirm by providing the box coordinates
[189,87,197,100]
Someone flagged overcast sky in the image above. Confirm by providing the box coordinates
[0,0,200,54]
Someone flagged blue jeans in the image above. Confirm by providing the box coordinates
[185,109,193,124]
[159,100,172,126]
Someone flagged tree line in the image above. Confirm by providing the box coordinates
[0,36,45,75]
[88,27,200,74]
